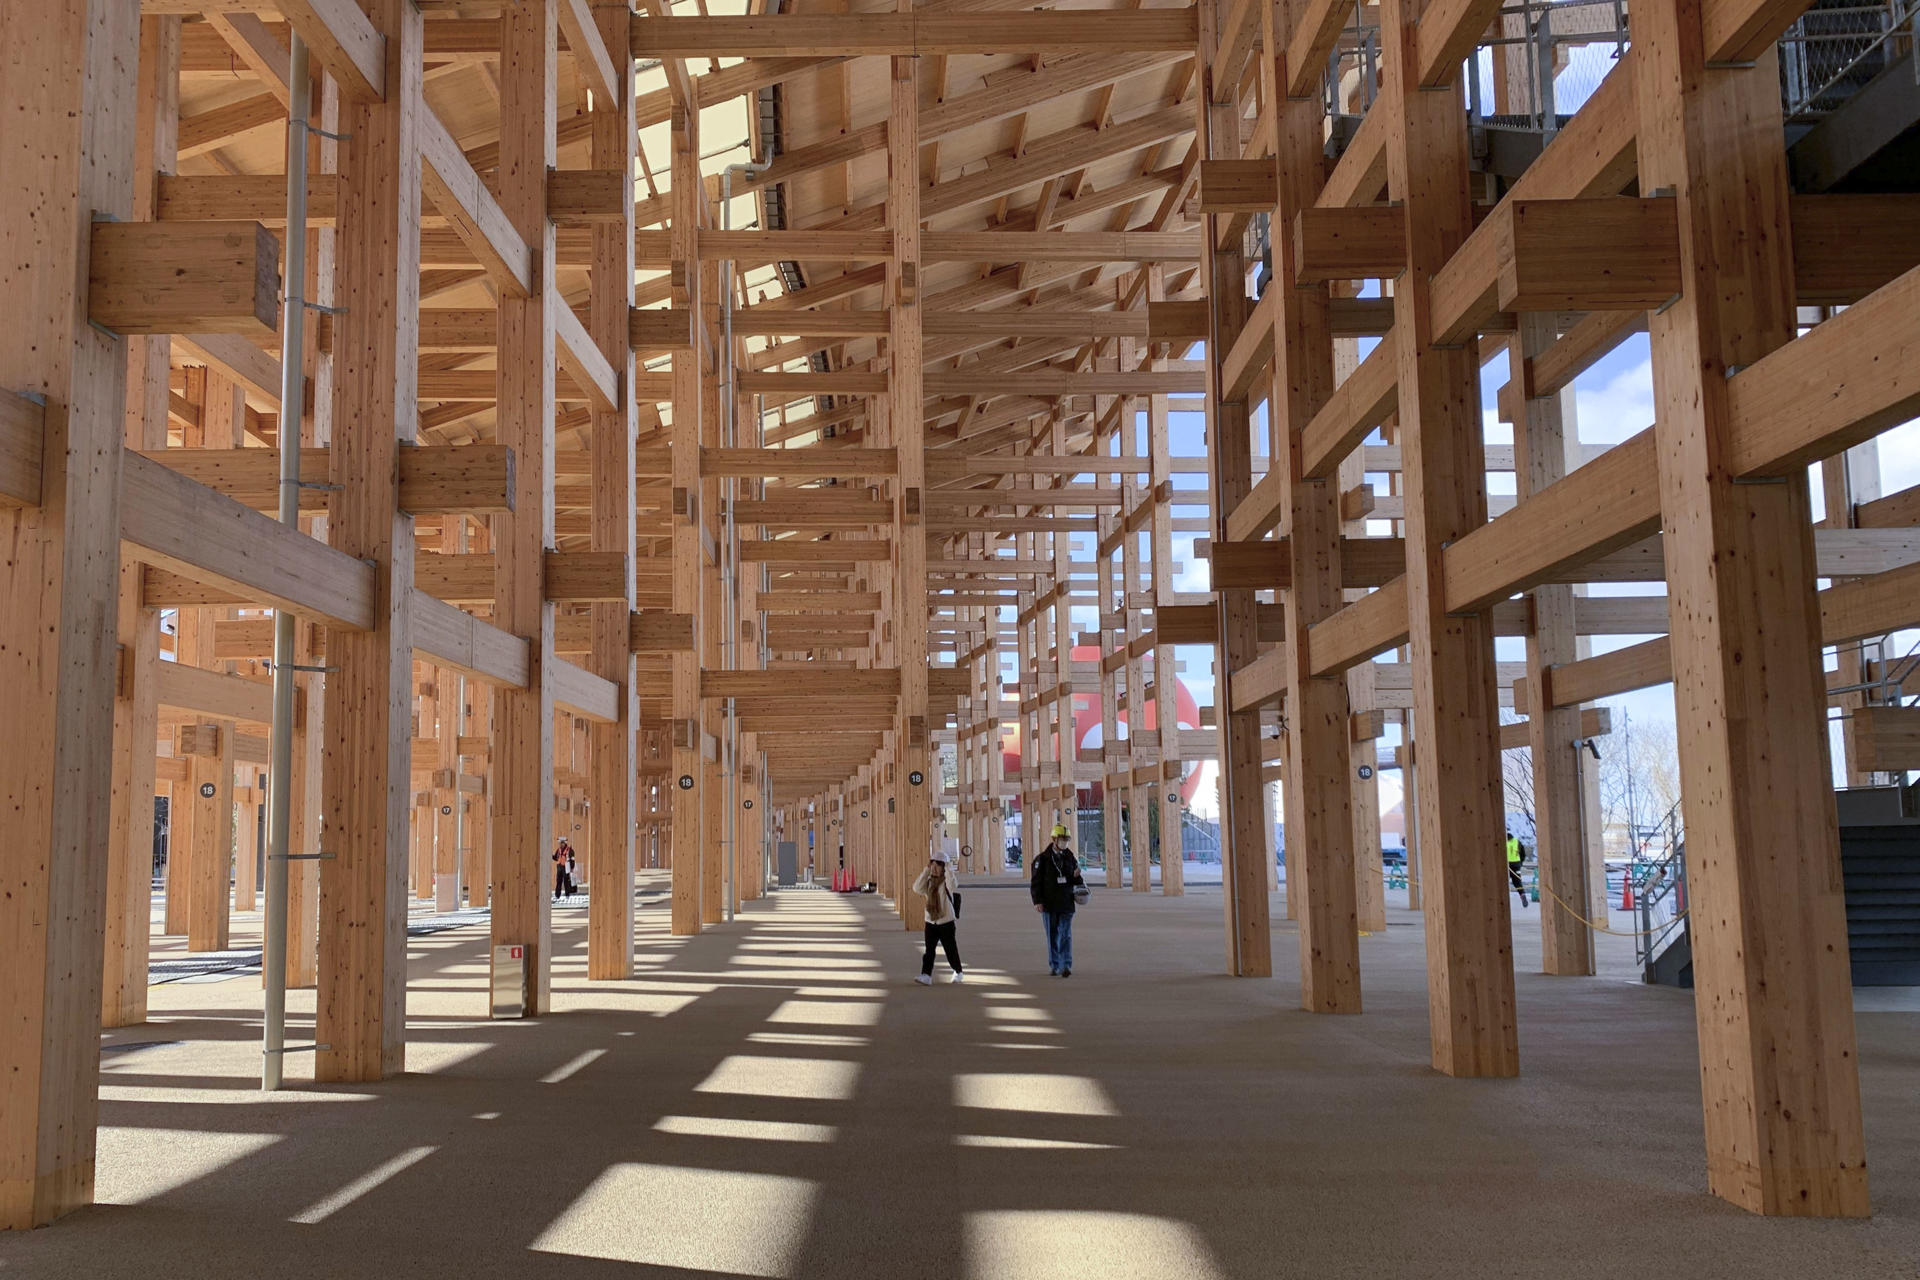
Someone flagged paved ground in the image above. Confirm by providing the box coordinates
[5,872,1918,1278]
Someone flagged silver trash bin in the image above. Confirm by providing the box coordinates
[491,943,527,1019]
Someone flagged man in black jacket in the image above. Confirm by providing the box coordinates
[1030,823,1085,977]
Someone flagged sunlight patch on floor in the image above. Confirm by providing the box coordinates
[748,1031,870,1048]
[964,1211,1223,1279]
[696,1054,861,1101]
[766,998,884,1026]
[532,1163,819,1277]
[654,1115,838,1143]
[95,1128,283,1204]
[985,1005,1054,1022]
[953,1134,1119,1150]
[539,1048,606,1083]
[291,1146,437,1224]
[953,1073,1118,1115]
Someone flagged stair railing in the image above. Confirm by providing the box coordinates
[1633,799,1690,973]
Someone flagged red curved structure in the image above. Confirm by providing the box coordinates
[999,644,1204,808]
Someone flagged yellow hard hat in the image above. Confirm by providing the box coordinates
[1051,823,1069,838]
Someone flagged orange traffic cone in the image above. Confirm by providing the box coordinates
[1620,874,1634,911]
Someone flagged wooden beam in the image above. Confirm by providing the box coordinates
[88,221,280,337]
[1292,205,1406,283]
[1198,158,1276,213]
[551,655,620,723]
[141,443,515,515]
[273,0,387,102]
[629,11,1199,56]
[702,446,897,477]
[1441,430,1660,614]
[740,539,894,563]
[703,667,900,699]
[0,387,44,507]
[552,289,619,410]
[1727,263,1920,479]
[1301,334,1400,480]
[1848,706,1920,774]
[921,231,1202,263]
[155,661,274,724]
[923,369,1205,396]
[411,591,530,688]
[1821,560,1920,646]
[557,0,621,107]
[121,450,374,631]
[738,370,890,398]
[417,106,534,297]
[1431,198,1680,346]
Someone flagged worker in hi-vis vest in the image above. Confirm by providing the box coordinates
[1506,832,1528,910]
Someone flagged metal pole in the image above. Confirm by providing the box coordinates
[263,34,312,1091]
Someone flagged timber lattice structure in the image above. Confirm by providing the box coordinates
[3,0,1918,1230]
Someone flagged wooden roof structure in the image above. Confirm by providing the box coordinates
[5,0,1920,1234]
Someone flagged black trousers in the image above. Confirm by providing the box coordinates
[922,921,962,975]
[1508,863,1525,891]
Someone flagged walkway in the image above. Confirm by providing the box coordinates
[6,876,1918,1278]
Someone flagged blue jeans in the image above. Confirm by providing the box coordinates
[1044,910,1075,972]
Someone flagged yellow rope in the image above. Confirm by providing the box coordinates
[1534,875,1690,939]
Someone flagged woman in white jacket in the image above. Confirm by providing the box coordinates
[911,850,964,985]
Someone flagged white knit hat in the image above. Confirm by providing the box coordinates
[931,849,952,864]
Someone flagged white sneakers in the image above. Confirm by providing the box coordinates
[951,970,966,984]
[915,974,933,986]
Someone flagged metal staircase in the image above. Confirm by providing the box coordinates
[1631,802,1693,988]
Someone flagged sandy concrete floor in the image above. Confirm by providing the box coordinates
[4,872,1918,1278]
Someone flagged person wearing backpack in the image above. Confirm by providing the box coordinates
[911,850,964,985]
[1030,823,1086,977]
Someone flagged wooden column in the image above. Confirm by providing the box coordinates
[235,775,259,913]
[1119,392,1152,894]
[104,12,178,1028]
[891,38,930,930]
[287,619,323,986]
[587,0,637,978]
[1264,0,1359,1012]
[318,0,422,1082]
[289,78,336,988]
[0,0,136,1227]
[1199,0,1271,976]
[1338,413,1387,933]
[463,523,493,906]
[171,372,241,944]
[1381,0,1516,1074]
[1146,283,1185,896]
[434,663,462,913]
[411,666,435,901]
[668,93,704,935]
[1511,315,1592,975]
[1821,442,1883,786]
[1633,0,1867,1215]
[699,258,724,929]
[491,0,558,1012]
[1098,442,1126,887]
